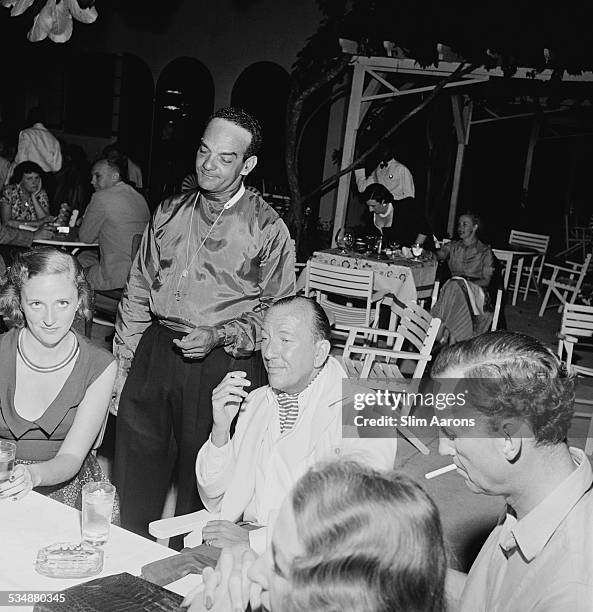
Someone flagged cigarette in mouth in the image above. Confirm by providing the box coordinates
[425,464,457,479]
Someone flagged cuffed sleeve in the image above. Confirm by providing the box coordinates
[196,436,236,513]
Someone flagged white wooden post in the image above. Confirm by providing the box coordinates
[522,118,540,193]
[332,62,365,245]
[447,95,473,237]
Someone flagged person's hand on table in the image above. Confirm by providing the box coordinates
[0,465,38,501]
[173,326,223,360]
[182,545,261,612]
[202,520,250,548]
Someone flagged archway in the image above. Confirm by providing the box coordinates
[151,57,214,206]
[231,62,289,194]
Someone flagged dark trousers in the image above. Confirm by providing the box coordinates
[113,322,266,543]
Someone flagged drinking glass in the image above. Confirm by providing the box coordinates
[335,228,354,254]
[373,234,384,258]
[82,482,116,546]
[0,441,16,483]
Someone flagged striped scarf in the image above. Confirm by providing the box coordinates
[274,366,325,435]
[276,392,300,434]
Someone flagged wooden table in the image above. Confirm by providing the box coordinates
[308,248,438,305]
[0,492,201,609]
[492,245,539,306]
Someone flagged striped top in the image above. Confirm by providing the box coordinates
[274,367,325,435]
[276,392,300,434]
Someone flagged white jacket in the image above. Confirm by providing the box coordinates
[14,123,62,173]
[355,158,415,200]
[195,356,397,552]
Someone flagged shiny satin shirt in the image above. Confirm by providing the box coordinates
[114,188,296,364]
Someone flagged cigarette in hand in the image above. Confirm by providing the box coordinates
[425,464,457,479]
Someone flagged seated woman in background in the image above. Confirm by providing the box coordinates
[431,211,495,344]
[361,182,435,251]
[0,248,117,512]
[0,161,53,229]
[187,461,447,612]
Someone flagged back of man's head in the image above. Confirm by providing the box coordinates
[432,331,575,445]
[98,156,127,183]
[208,107,262,160]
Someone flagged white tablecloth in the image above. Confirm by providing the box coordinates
[0,492,201,608]
[311,249,438,303]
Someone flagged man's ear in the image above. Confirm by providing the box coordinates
[313,338,331,368]
[240,155,257,177]
[501,418,523,462]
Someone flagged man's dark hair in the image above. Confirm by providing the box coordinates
[431,331,575,445]
[272,295,331,343]
[209,107,262,159]
[361,183,395,205]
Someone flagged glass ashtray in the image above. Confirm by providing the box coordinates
[35,542,104,578]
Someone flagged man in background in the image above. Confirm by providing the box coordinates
[78,157,149,290]
[355,142,414,202]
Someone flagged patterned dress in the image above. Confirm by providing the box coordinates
[0,183,49,222]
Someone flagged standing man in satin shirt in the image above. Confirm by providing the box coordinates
[112,107,295,542]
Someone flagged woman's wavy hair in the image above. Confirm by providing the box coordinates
[284,461,447,612]
[432,330,575,445]
[0,247,93,327]
[10,161,44,185]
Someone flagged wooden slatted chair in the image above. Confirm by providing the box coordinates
[304,261,384,341]
[508,230,550,299]
[339,301,441,454]
[557,303,593,455]
[538,253,592,317]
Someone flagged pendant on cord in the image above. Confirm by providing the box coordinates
[175,269,189,300]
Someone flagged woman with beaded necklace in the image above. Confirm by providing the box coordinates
[0,248,117,510]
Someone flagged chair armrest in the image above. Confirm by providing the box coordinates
[557,332,579,344]
[334,323,401,338]
[348,345,432,362]
[543,263,580,275]
[149,509,217,539]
